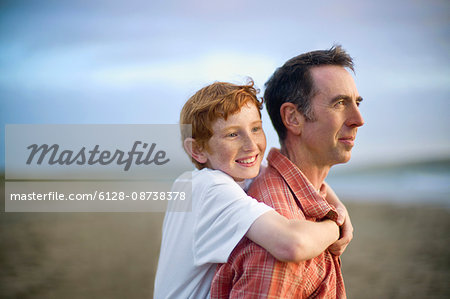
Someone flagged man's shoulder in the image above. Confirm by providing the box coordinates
[249,165,284,190]
[248,166,291,208]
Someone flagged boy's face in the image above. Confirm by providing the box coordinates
[204,102,266,182]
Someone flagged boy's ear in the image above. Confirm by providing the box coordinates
[184,138,208,164]
[280,102,304,136]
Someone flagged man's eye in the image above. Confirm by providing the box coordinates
[334,100,346,108]
[252,126,262,132]
[356,100,362,107]
[227,132,238,137]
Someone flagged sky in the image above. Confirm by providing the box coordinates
[1,0,449,170]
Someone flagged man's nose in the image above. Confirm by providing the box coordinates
[346,104,365,128]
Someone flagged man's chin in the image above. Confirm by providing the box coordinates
[333,153,352,165]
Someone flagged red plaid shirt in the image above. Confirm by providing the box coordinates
[211,148,345,299]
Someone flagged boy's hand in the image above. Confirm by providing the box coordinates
[321,182,354,256]
[328,206,353,256]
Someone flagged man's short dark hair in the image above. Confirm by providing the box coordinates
[264,45,354,143]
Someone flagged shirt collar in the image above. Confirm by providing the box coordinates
[267,148,339,221]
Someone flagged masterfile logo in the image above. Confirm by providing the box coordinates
[26,141,170,171]
[6,124,192,180]
[4,124,193,212]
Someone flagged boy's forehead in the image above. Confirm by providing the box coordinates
[210,103,262,130]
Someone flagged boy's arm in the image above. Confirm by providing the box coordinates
[322,182,354,256]
[245,211,339,262]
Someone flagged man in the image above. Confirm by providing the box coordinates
[211,45,364,298]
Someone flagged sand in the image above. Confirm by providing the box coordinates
[342,201,450,298]
[1,187,449,298]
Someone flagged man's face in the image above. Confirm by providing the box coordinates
[204,102,266,182]
[300,65,365,167]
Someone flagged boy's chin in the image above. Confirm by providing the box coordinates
[232,168,260,181]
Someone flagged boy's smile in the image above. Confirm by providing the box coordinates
[235,155,258,166]
[204,102,266,182]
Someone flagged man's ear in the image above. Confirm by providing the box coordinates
[184,138,208,164]
[280,102,304,135]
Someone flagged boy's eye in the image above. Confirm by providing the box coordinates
[227,132,238,137]
[252,126,262,133]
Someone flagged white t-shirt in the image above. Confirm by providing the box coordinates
[154,168,273,299]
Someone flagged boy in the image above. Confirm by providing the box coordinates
[154,81,343,299]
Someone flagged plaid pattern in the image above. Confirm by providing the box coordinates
[211,148,346,299]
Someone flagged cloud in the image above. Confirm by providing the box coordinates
[92,52,276,89]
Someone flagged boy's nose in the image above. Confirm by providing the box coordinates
[242,135,258,151]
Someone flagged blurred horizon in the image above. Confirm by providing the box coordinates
[1,0,449,170]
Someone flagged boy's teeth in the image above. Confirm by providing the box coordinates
[237,156,256,164]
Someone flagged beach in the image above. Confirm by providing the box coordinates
[342,201,450,298]
[1,187,449,298]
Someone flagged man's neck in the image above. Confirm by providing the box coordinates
[280,144,331,191]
